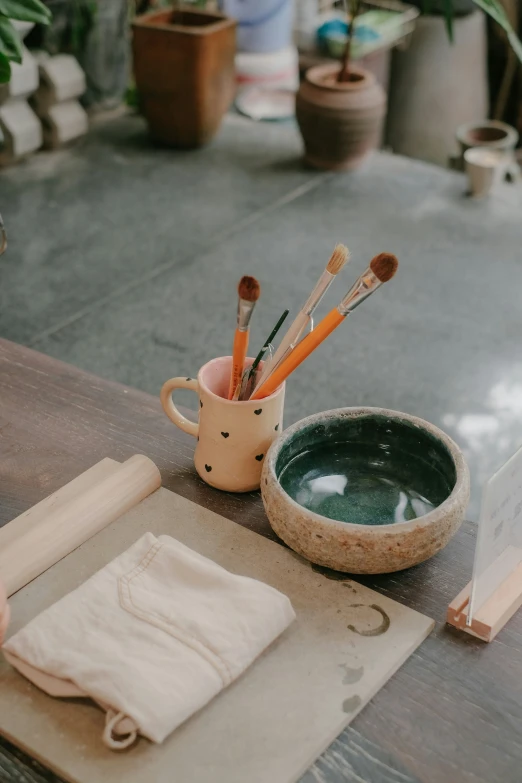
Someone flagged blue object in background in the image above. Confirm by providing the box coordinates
[317,17,380,55]
[317,18,349,40]
[219,0,294,53]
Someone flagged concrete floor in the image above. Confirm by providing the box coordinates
[2,111,522,519]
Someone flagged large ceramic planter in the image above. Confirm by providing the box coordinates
[132,7,236,148]
[296,63,386,171]
[385,11,487,166]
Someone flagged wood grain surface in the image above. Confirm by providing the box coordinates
[0,338,521,783]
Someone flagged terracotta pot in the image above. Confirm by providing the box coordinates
[296,63,386,171]
[132,7,236,148]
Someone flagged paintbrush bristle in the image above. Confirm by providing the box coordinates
[370,253,398,283]
[326,244,350,275]
[238,275,261,302]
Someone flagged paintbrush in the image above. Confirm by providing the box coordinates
[253,244,350,394]
[236,308,289,400]
[251,253,398,400]
[228,275,261,400]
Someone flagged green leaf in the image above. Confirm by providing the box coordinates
[506,27,522,63]
[472,0,522,62]
[0,0,51,25]
[0,50,11,82]
[0,16,22,64]
[442,0,454,42]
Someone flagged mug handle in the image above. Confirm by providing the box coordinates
[160,377,199,438]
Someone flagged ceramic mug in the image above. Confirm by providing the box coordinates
[160,356,285,492]
[464,147,508,198]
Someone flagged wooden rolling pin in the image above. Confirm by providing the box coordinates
[0,455,161,597]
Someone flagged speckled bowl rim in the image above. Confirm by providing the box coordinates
[263,407,470,535]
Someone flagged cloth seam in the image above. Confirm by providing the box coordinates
[118,541,233,685]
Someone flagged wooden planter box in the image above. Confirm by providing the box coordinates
[132,7,236,149]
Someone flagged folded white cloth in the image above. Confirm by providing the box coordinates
[3,533,295,748]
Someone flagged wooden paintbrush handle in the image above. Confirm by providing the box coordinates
[228,329,249,399]
[252,308,344,400]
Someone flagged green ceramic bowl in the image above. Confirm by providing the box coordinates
[261,407,470,574]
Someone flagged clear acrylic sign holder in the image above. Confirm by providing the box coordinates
[447,445,522,642]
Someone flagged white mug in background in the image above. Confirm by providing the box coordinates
[161,356,285,493]
[464,147,509,198]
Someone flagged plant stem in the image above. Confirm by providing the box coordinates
[338,0,361,82]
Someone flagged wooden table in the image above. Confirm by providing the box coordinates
[1,338,521,783]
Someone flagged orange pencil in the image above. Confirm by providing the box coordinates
[228,275,261,399]
[251,253,398,400]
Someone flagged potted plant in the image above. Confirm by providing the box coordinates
[35,0,126,109]
[295,0,387,171]
[385,0,522,165]
[132,3,236,148]
[0,1,51,167]
[296,0,522,172]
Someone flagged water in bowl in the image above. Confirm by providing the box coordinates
[278,440,450,525]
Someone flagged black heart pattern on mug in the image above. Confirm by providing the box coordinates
[200,400,203,408]
[275,424,279,431]
[205,464,212,472]
[221,432,229,438]
[254,409,262,415]
[255,454,264,461]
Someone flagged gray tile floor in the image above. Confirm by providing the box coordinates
[2,111,522,519]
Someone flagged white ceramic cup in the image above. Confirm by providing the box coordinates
[464,147,508,198]
[161,356,285,493]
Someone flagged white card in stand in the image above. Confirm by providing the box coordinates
[447,445,522,641]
